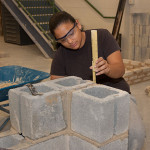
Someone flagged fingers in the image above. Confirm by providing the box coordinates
[89,57,110,76]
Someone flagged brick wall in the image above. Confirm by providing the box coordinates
[123,59,150,85]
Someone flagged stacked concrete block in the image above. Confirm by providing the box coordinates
[4,76,130,149]
[0,134,24,149]
[71,85,130,143]
[43,76,94,128]
[22,135,68,150]
[9,82,66,139]
[123,59,150,85]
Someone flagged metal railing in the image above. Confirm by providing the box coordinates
[85,0,115,19]
[15,0,60,49]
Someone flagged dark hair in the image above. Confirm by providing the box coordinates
[49,11,76,36]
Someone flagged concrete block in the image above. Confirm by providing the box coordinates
[9,86,28,133]
[140,13,149,25]
[69,136,98,150]
[0,134,24,149]
[20,84,66,139]
[134,24,140,36]
[101,138,128,150]
[71,85,117,143]
[9,82,66,139]
[23,135,68,150]
[43,76,93,91]
[43,76,93,128]
[113,93,130,135]
[141,35,148,48]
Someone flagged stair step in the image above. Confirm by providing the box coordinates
[26,7,54,15]
[39,23,49,31]
[19,0,52,7]
[33,15,52,23]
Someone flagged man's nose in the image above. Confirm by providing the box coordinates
[67,37,73,43]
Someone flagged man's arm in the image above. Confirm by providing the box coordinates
[50,75,65,80]
[90,50,125,79]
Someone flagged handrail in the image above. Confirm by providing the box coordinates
[16,0,51,41]
[15,0,60,50]
[85,0,115,19]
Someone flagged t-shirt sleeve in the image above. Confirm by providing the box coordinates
[50,47,66,76]
[98,29,121,59]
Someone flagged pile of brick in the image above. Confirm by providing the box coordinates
[0,76,130,150]
[123,59,150,85]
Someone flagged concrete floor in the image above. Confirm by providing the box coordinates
[0,35,150,150]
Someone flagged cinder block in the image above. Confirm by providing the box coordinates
[71,85,117,143]
[43,76,93,91]
[20,84,66,139]
[71,85,130,142]
[9,83,66,139]
[0,134,24,149]
[43,76,93,128]
[101,138,128,150]
[113,93,130,135]
[22,135,68,150]
[9,86,28,133]
[69,136,98,150]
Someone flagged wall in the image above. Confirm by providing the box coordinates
[129,0,150,13]
[85,0,150,61]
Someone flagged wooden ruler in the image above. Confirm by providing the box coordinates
[91,30,98,83]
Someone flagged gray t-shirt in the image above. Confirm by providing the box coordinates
[51,29,130,93]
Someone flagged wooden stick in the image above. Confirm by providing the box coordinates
[91,30,98,83]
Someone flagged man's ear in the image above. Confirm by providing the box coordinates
[76,20,82,30]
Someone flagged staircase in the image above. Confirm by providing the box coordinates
[1,0,60,58]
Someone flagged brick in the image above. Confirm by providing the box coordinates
[140,13,149,25]
[101,138,128,150]
[71,85,130,142]
[134,35,139,46]
[141,47,148,61]
[133,79,142,83]
[134,25,140,35]
[137,74,145,78]
[134,46,142,61]
[23,135,68,150]
[113,93,130,135]
[71,85,116,143]
[0,134,24,149]
[124,70,134,78]
[20,85,66,139]
[129,75,138,81]
[43,76,93,128]
[9,82,66,139]
[144,59,150,65]
[143,76,150,81]
[9,86,27,133]
[43,76,93,91]
[141,66,150,73]
[130,60,141,67]
[123,59,131,65]
[69,136,98,150]
[133,68,143,74]
[141,35,148,47]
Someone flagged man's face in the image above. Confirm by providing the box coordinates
[54,21,84,50]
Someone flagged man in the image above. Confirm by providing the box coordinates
[49,11,145,149]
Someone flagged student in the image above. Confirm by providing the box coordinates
[49,11,145,149]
